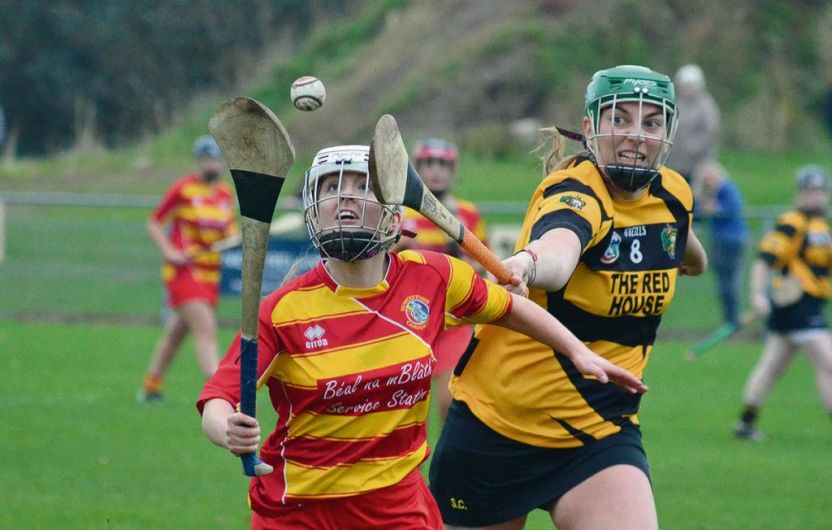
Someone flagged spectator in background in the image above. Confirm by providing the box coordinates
[825,85,832,138]
[667,64,720,185]
[696,160,749,326]
[735,165,832,440]
[138,135,237,402]
[394,138,488,423]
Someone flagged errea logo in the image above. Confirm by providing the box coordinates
[304,324,328,349]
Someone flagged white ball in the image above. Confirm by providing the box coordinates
[291,76,326,111]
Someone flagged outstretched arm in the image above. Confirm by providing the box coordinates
[494,294,648,394]
[501,228,582,295]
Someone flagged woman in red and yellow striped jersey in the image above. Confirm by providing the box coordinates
[139,136,236,401]
[396,138,489,422]
[198,145,645,530]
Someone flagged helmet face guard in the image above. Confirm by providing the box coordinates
[192,135,223,160]
[584,65,677,192]
[302,145,400,262]
[413,138,458,198]
[796,165,831,193]
[795,164,831,215]
[413,138,459,167]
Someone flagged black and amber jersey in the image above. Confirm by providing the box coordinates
[451,159,693,448]
[759,210,832,301]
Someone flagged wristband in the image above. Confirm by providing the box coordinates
[515,247,538,286]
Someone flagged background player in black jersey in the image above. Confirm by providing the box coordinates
[429,65,707,530]
[735,165,832,440]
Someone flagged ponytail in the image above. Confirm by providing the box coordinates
[536,125,590,176]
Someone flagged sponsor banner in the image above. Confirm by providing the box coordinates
[220,238,319,296]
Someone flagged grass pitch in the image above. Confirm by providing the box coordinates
[2,320,830,529]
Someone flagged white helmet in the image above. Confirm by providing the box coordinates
[302,145,400,262]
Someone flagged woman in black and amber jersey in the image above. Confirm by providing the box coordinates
[734,165,832,441]
[429,65,708,530]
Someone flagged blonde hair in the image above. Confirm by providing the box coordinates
[536,125,589,176]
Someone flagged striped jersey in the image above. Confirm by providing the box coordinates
[152,174,236,286]
[400,197,487,256]
[759,210,832,300]
[197,250,511,514]
[451,158,693,448]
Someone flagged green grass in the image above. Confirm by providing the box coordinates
[0,204,242,324]
[0,322,251,529]
[2,320,830,528]
[3,148,832,527]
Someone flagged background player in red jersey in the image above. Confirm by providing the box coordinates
[138,135,237,401]
[197,145,646,530]
[395,138,488,421]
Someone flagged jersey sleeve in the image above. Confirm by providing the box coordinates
[152,178,185,223]
[196,295,284,414]
[758,214,802,267]
[529,179,605,251]
[443,255,512,327]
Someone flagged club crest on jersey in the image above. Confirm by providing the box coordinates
[600,231,622,264]
[661,224,678,259]
[303,324,328,349]
[559,195,586,211]
[402,295,430,329]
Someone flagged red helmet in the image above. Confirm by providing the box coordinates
[413,138,458,166]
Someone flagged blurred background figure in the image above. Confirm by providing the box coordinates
[735,165,832,440]
[695,160,749,326]
[667,64,721,186]
[0,103,6,148]
[395,137,488,423]
[138,135,237,402]
[825,84,832,138]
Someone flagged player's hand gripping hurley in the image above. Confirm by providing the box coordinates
[209,97,295,476]
[369,114,513,284]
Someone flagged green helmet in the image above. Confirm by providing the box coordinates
[584,65,677,192]
[585,65,676,123]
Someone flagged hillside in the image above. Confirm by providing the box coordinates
[279,0,832,155]
[3,0,832,195]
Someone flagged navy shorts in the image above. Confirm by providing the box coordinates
[428,400,650,527]
[768,294,826,332]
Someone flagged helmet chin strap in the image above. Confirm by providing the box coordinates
[201,169,221,183]
[601,164,660,192]
[430,188,448,201]
[800,206,828,217]
[585,138,660,193]
[317,230,384,262]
